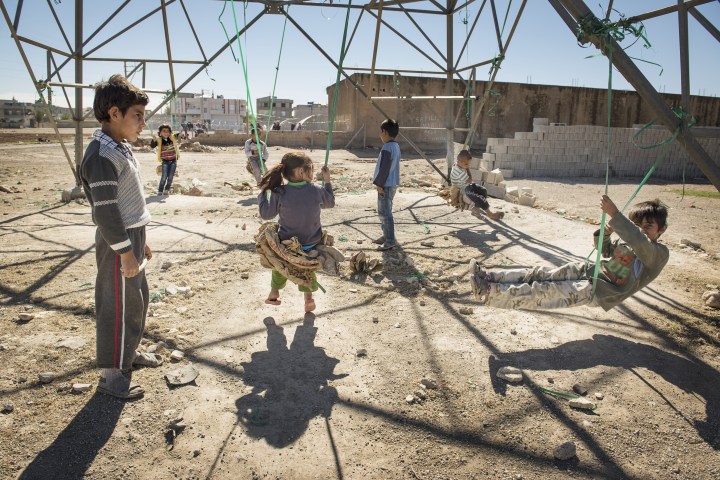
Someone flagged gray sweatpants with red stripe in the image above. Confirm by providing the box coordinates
[94,226,149,369]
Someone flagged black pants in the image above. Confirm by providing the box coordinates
[464,184,490,210]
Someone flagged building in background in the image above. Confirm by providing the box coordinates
[293,102,328,130]
[0,99,33,128]
[256,96,293,127]
[171,92,247,131]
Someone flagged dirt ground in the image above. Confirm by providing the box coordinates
[1,132,719,480]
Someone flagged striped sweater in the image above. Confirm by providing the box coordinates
[80,130,151,253]
[450,164,471,188]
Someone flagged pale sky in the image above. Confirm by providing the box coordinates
[1,0,718,110]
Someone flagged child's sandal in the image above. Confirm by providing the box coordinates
[304,298,316,313]
[264,298,281,306]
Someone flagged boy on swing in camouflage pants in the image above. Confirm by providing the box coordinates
[470,196,669,311]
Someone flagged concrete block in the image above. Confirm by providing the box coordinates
[520,187,533,195]
[491,168,504,183]
[482,152,496,161]
[493,145,508,154]
[518,194,536,207]
[533,118,549,126]
[481,159,495,171]
[485,183,506,199]
[485,171,497,184]
[469,156,481,169]
[468,169,484,182]
[506,186,519,197]
[499,168,513,179]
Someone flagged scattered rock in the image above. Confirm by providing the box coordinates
[594,392,604,400]
[497,366,523,383]
[372,317,379,323]
[680,238,702,250]
[166,285,179,295]
[147,344,158,354]
[414,390,427,400]
[702,290,720,309]
[569,397,596,410]
[458,306,474,315]
[349,288,358,293]
[56,336,87,350]
[510,328,517,335]
[2,402,14,413]
[72,383,92,393]
[419,300,426,306]
[572,383,588,396]
[556,209,567,215]
[420,241,435,247]
[176,307,188,314]
[161,261,173,270]
[394,323,401,328]
[170,350,185,361]
[240,272,249,280]
[17,312,34,322]
[405,395,416,404]
[356,348,367,357]
[420,378,438,389]
[165,363,199,386]
[553,441,576,460]
[38,372,56,384]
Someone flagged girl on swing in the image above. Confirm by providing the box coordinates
[258,151,334,313]
[470,195,669,311]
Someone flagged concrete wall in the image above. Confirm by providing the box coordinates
[333,73,720,154]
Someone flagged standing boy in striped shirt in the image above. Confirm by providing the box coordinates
[79,75,157,399]
[450,150,504,221]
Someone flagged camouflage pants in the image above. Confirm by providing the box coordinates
[487,261,598,310]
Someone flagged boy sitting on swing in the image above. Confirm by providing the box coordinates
[470,195,669,310]
[450,149,504,221]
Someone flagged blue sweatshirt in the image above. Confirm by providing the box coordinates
[372,140,401,188]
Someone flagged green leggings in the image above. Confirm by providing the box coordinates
[271,270,318,293]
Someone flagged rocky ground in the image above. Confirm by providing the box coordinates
[1,132,719,479]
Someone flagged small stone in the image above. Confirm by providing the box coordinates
[170,350,185,361]
[497,366,523,383]
[582,420,593,428]
[147,344,158,353]
[2,401,14,413]
[240,273,249,280]
[569,397,596,410]
[349,288,358,293]
[547,377,554,384]
[556,209,567,215]
[458,306,474,315]
[572,383,588,396]
[594,392,604,400]
[420,378,438,389]
[510,328,517,335]
[419,300,426,306]
[671,467,680,474]
[72,383,92,393]
[56,337,87,350]
[680,238,701,250]
[393,323,401,328]
[405,395,416,404]
[414,390,427,400]
[356,239,364,244]
[18,312,34,322]
[193,450,201,457]
[420,241,435,247]
[356,348,367,357]
[17,375,27,384]
[38,372,56,384]
[553,441,576,460]
[372,317,379,323]
[164,364,200,386]
[161,261,172,270]
[176,307,188,314]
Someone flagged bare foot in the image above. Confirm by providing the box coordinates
[304,293,316,313]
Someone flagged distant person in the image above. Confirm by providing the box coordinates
[372,118,401,251]
[450,149,504,221]
[79,74,161,400]
[244,127,269,185]
[257,151,334,313]
[470,196,669,311]
[150,123,180,195]
[290,123,296,131]
[187,120,194,138]
[272,121,281,131]
[296,122,302,131]
[182,120,189,140]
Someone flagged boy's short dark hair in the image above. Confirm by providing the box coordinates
[457,149,472,161]
[93,74,149,123]
[380,118,399,138]
[158,124,171,134]
[628,199,668,229]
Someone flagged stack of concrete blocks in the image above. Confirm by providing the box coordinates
[483,118,718,180]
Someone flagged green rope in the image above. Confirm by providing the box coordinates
[229,1,265,175]
[539,387,579,400]
[324,0,353,168]
[499,0,513,38]
[217,2,238,63]
[261,5,291,173]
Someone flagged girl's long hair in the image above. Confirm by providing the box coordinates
[259,151,313,193]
